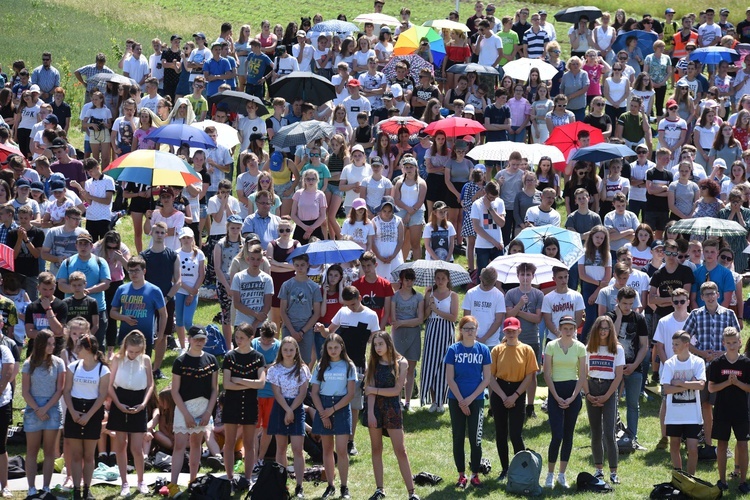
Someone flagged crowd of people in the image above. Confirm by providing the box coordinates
[4,1,750,499]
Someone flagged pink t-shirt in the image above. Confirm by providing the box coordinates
[134,127,157,150]
[293,189,327,221]
[584,63,604,96]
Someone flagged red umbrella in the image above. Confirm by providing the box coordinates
[377,116,427,136]
[0,244,14,272]
[424,117,486,137]
[0,143,28,168]
[544,122,604,172]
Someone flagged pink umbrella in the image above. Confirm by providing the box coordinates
[423,117,486,137]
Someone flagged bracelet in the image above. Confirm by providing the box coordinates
[514,391,520,397]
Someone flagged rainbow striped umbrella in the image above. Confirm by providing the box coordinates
[103,150,201,187]
[393,26,446,67]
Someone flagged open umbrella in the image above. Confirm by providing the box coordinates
[143,124,216,149]
[515,226,584,269]
[287,240,364,265]
[207,90,269,116]
[353,13,400,26]
[488,254,567,285]
[103,150,201,187]
[309,20,359,36]
[467,142,565,164]
[0,244,14,272]
[271,120,335,149]
[690,47,740,65]
[670,218,747,239]
[446,63,503,77]
[390,260,471,287]
[191,120,240,149]
[393,26,446,68]
[545,122,605,162]
[383,55,433,83]
[570,143,637,162]
[422,19,469,32]
[87,73,139,88]
[424,116,485,137]
[612,30,658,58]
[554,6,602,24]
[269,71,336,107]
[0,143,26,167]
[501,58,559,81]
[376,116,427,135]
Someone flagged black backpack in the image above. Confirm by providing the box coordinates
[187,473,231,500]
[248,460,290,500]
[576,472,614,493]
[651,482,689,499]
[8,455,24,479]
[616,417,637,454]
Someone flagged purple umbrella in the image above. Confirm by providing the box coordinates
[383,55,434,84]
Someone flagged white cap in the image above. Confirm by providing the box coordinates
[463,104,475,114]
[390,83,403,99]
[178,227,195,239]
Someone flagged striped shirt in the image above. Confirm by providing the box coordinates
[75,64,114,93]
[31,66,60,94]
[523,28,549,59]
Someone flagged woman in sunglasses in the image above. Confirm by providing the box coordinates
[718,247,745,324]
[267,218,300,329]
[719,189,750,273]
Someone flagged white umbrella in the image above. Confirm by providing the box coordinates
[467,142,565,164]
[488,254,568,286]
[353,13,401,25]
[190,120,240,150]
[501,57,559,81]
[422,19,470,32]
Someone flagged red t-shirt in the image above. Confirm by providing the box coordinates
[320,288,343,325]
[353,276,394,321]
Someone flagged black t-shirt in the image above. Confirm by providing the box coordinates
[50,101,72,126]
[708,354,750,410]
[62,296,99,327]
[161,48,182,90]
[140,248,177,296]
[512,21,532,43]
[606,310,648,364]
[484,104,511,142]
[6,227,45,278]
[645,168,674,212]
[25,297,68,354]
[222,348,265,402]
[0,334,20,363]
[649,264,695,317]
[583,113,612,134]
[173,351,219,402]
[411,85,440,118]
[563,178,598,209]
[738,20,750,43]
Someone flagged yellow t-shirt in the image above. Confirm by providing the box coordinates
[490,342,539,383]
[544,338,586,382]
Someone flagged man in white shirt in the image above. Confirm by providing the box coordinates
[148,38,165,90]
[122,42,150,91]
[474,20,503,67]
[462,267,505,349]
[524,188,560,227]
[292,30,315,72]
[471,180,505,275]
[733,54,750,99]
[358,57,388,111]
[187,33,212,86]
[342,80,372,125]
[539,11,557,41]
[138,77,163,114]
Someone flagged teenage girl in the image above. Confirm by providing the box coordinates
[423,200,455,262]
[340,201,375,250]
[578,225,612,340]
[176,228,206,350]
[318,265,344,359]
[393,156,427,261]
[390,268,424,412]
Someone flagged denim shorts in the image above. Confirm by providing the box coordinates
[24,398,63,432]
[312,395,352,435]
[276,180,295,200]
[200,203,208,219]
[326,183,343,198]
[396,208,425,227]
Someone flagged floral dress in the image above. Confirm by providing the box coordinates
[361,362,403,429]
[693,199,723,219]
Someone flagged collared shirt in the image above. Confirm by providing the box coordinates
[75,64,114,93]
[241,212,281,249]
[0,221,18,246]
[31,65,61,94]
[683,305,740,352]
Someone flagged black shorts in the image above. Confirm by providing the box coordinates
[700,382,716,405]
[666,423,702,439]
[644,211,669,232]
[712,413,750,442]
[0,402,11,454]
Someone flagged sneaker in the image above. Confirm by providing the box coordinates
[1,488,11,498]
[340,485,351,499]
[232,476,250,491]
[138,482,150,495]
[428,403,438,413]
[610,473,620,485]
[28,487,38,497]
[717,480,729,491]
[294,484,305,498]
[557,473,569,488]
[62,477,74,491]
[120,483,131,497]
[544,472,555,488]
[436,404,445,414]
[408,495,421,500]
[456,474,468,489]
[321,484,336,499]
[347,441,358,456]
[153,369,166,380]
[525,405,536,419]
[739,482,750,494]
[166,483,180,498]
[594,469,604,480]
[656,436,669,450]
[497,470,507,482]
[470,474,482,488]
[206,454,224,469]
[368,488,386,500]
[403,403,410,413]
[253,459,264,474]
[641,390,651,402]
[83,487,95,500]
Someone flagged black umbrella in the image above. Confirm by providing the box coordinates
[269,71,336,106]
[207,90,269,116]
[554,6,602,24]
[446,63,504,79]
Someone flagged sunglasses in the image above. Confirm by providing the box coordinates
[664,250,678,257]
[720,254,734,262]
[278,228,292,233]
[309,153,320,157]
[678,254,688,259]
[672,299,687,305]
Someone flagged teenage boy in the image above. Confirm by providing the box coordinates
[692,239,734,309]
[644,148,674,239]
[315,285,381,457]
[138,77,163,113]
[7,205,45,300]
[523,188,560,227]
[141,222,181,379]
[471,180,505,275]
[279,254,322,365]
[188,76,209,121]
[597,263,643,315]
[649,239,695,326]
[541,266,585,341]
[565,188,602,289]
[495,153,523,245]
[352,251,393,331]
[463,267,505,350]
[604,193,639,262]
[70,158,116,242]
[605,286,648,442]
[708,327,750,493]
[61,271,99,338]
[505,262,544,418]
[231,244,273,338]
[685,281,741,459]
[662,330,706,475]
[25,272,67,355]
[654,288,691,449]
[110,256,167,355]
[41,207,85,277]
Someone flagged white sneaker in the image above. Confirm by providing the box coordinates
[28,487,38,497]
[428,403,438,413]
[545,473,555,488]
[120,483,131,497]
[138,482,150,495]
[2,487,12,498]
[436,404,445,413]
[558,473,569,488]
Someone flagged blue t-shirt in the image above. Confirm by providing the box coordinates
[484,104,510,142]
[251,337,280,398]
[311,359,357,396]
[693,264,736,308]
[246,53,274,85]
[444,341,491,400]
[111,281,166,342]
[203,57,232,96]
[57,255,111,312]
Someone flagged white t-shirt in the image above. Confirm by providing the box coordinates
[122,55,150,89]
[358,71,388,109]
[231,270,274,326]
[178,248,206,294]
[470,197,505,249]
[340,163,373,208]
[342,96,372,126]
[362,176,393,208]
[341,220,375,248]
[292,44,315,71]
[331,74,351,105]
[238,116,267,151]
[586,344,625,379]
[188,48,212,82]
[662,353,706,425]
[606,268,650,294]
[626,245,653,269]
[149,53,164,85]
[139,94,162,114]
[524,206,561,227]
[477,34,503,66]
[207,195,241,236]
[83,174,116,222]
[653,313,687,370]
[274,56,300,77]
[542,289,585,340]
[69,360,110,399]
[0,345,12,407]
[462,286,506,347]
[629,161,652,202]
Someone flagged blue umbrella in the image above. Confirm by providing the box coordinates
[570,143,637,162]
[309,20,359,36]
[143,124,216,149]
[287,240,364,265]
[515,226,584,269]
[612,30,658,58]
[690,47,740,64]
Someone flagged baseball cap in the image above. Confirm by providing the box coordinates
[227,214,243,225]
[714,158,728,169]
[473,164,487,172]
[29,84,41,93]
[351,144,365,154]
[270,151,284,172]
[245,233,261,244]
[538,10,547,15]
[665,8,675,13]
[651,240,665,249]
[188,326,208,339]
[192,32,206,39]
[30,181,45,192]
[558,315,577,327]
[382,91,394,100]
[401,155,418,166]
[211,41,223,48]
[721,8,730,15]
[463,135,476,143]
[503,317,521,331]
[454,139,468,149]
[380,196,395,210]
[370,156,384,166]
[433,200,448,210]
[47,137,67,149]
[76,232,93,243]
[676,80,690,88]
[178,227,194,239]
[390,83,403,98]
[380,26,392,34]
[44,114,59,125]
[463,104,475,115]
[351,198,367,210]
[14,178,30,189]
[296,30,307,37]
[666,99,678,108]
[346,78,361,87]
[50,179,65,192]
[159,186,175,197]
[170,34,182,41]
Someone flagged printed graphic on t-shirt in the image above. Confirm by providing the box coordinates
[671,368,698,404]
[589,354,615,374]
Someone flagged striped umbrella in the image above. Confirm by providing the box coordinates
[103,150,201,187]
[670,218,748,239]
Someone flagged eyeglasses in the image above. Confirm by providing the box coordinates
[672,299,687,305]
[556,104,566,108]
[702,291,718,297]
[278,228,292,233]
[257,201,271,205]
[637,151,648,155]
[668,106,678,110]
[720,254,734,262]
[305,177,317,182]
[686,48,696,52]
[309,153,320,157]
[107,245,119,250]
[595,103,605,107]
[461,327,477,332]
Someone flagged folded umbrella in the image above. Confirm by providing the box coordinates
[269,71,336,107]
[271,120,335,149]
[207,90,269,116]
[143,124,216,149]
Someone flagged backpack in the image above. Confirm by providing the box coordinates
[651,482,690,499]
[577,472,614,493]
[671,469,722,500]
[8,455,24,479]
[248,460,290,500]
[203,323,227,357]
[506,449,543,497]
[616,417,637,454]
[7,422,25,445]
[187,473,231,500]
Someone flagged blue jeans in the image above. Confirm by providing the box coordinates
[510,126,526,143]
[581,281,598,343]
[570,107,586,121]
[623,371,643,439]
[476,247,502,277]
[548,380,582,464]
[628,200,646,221]
[175,293,199,328]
